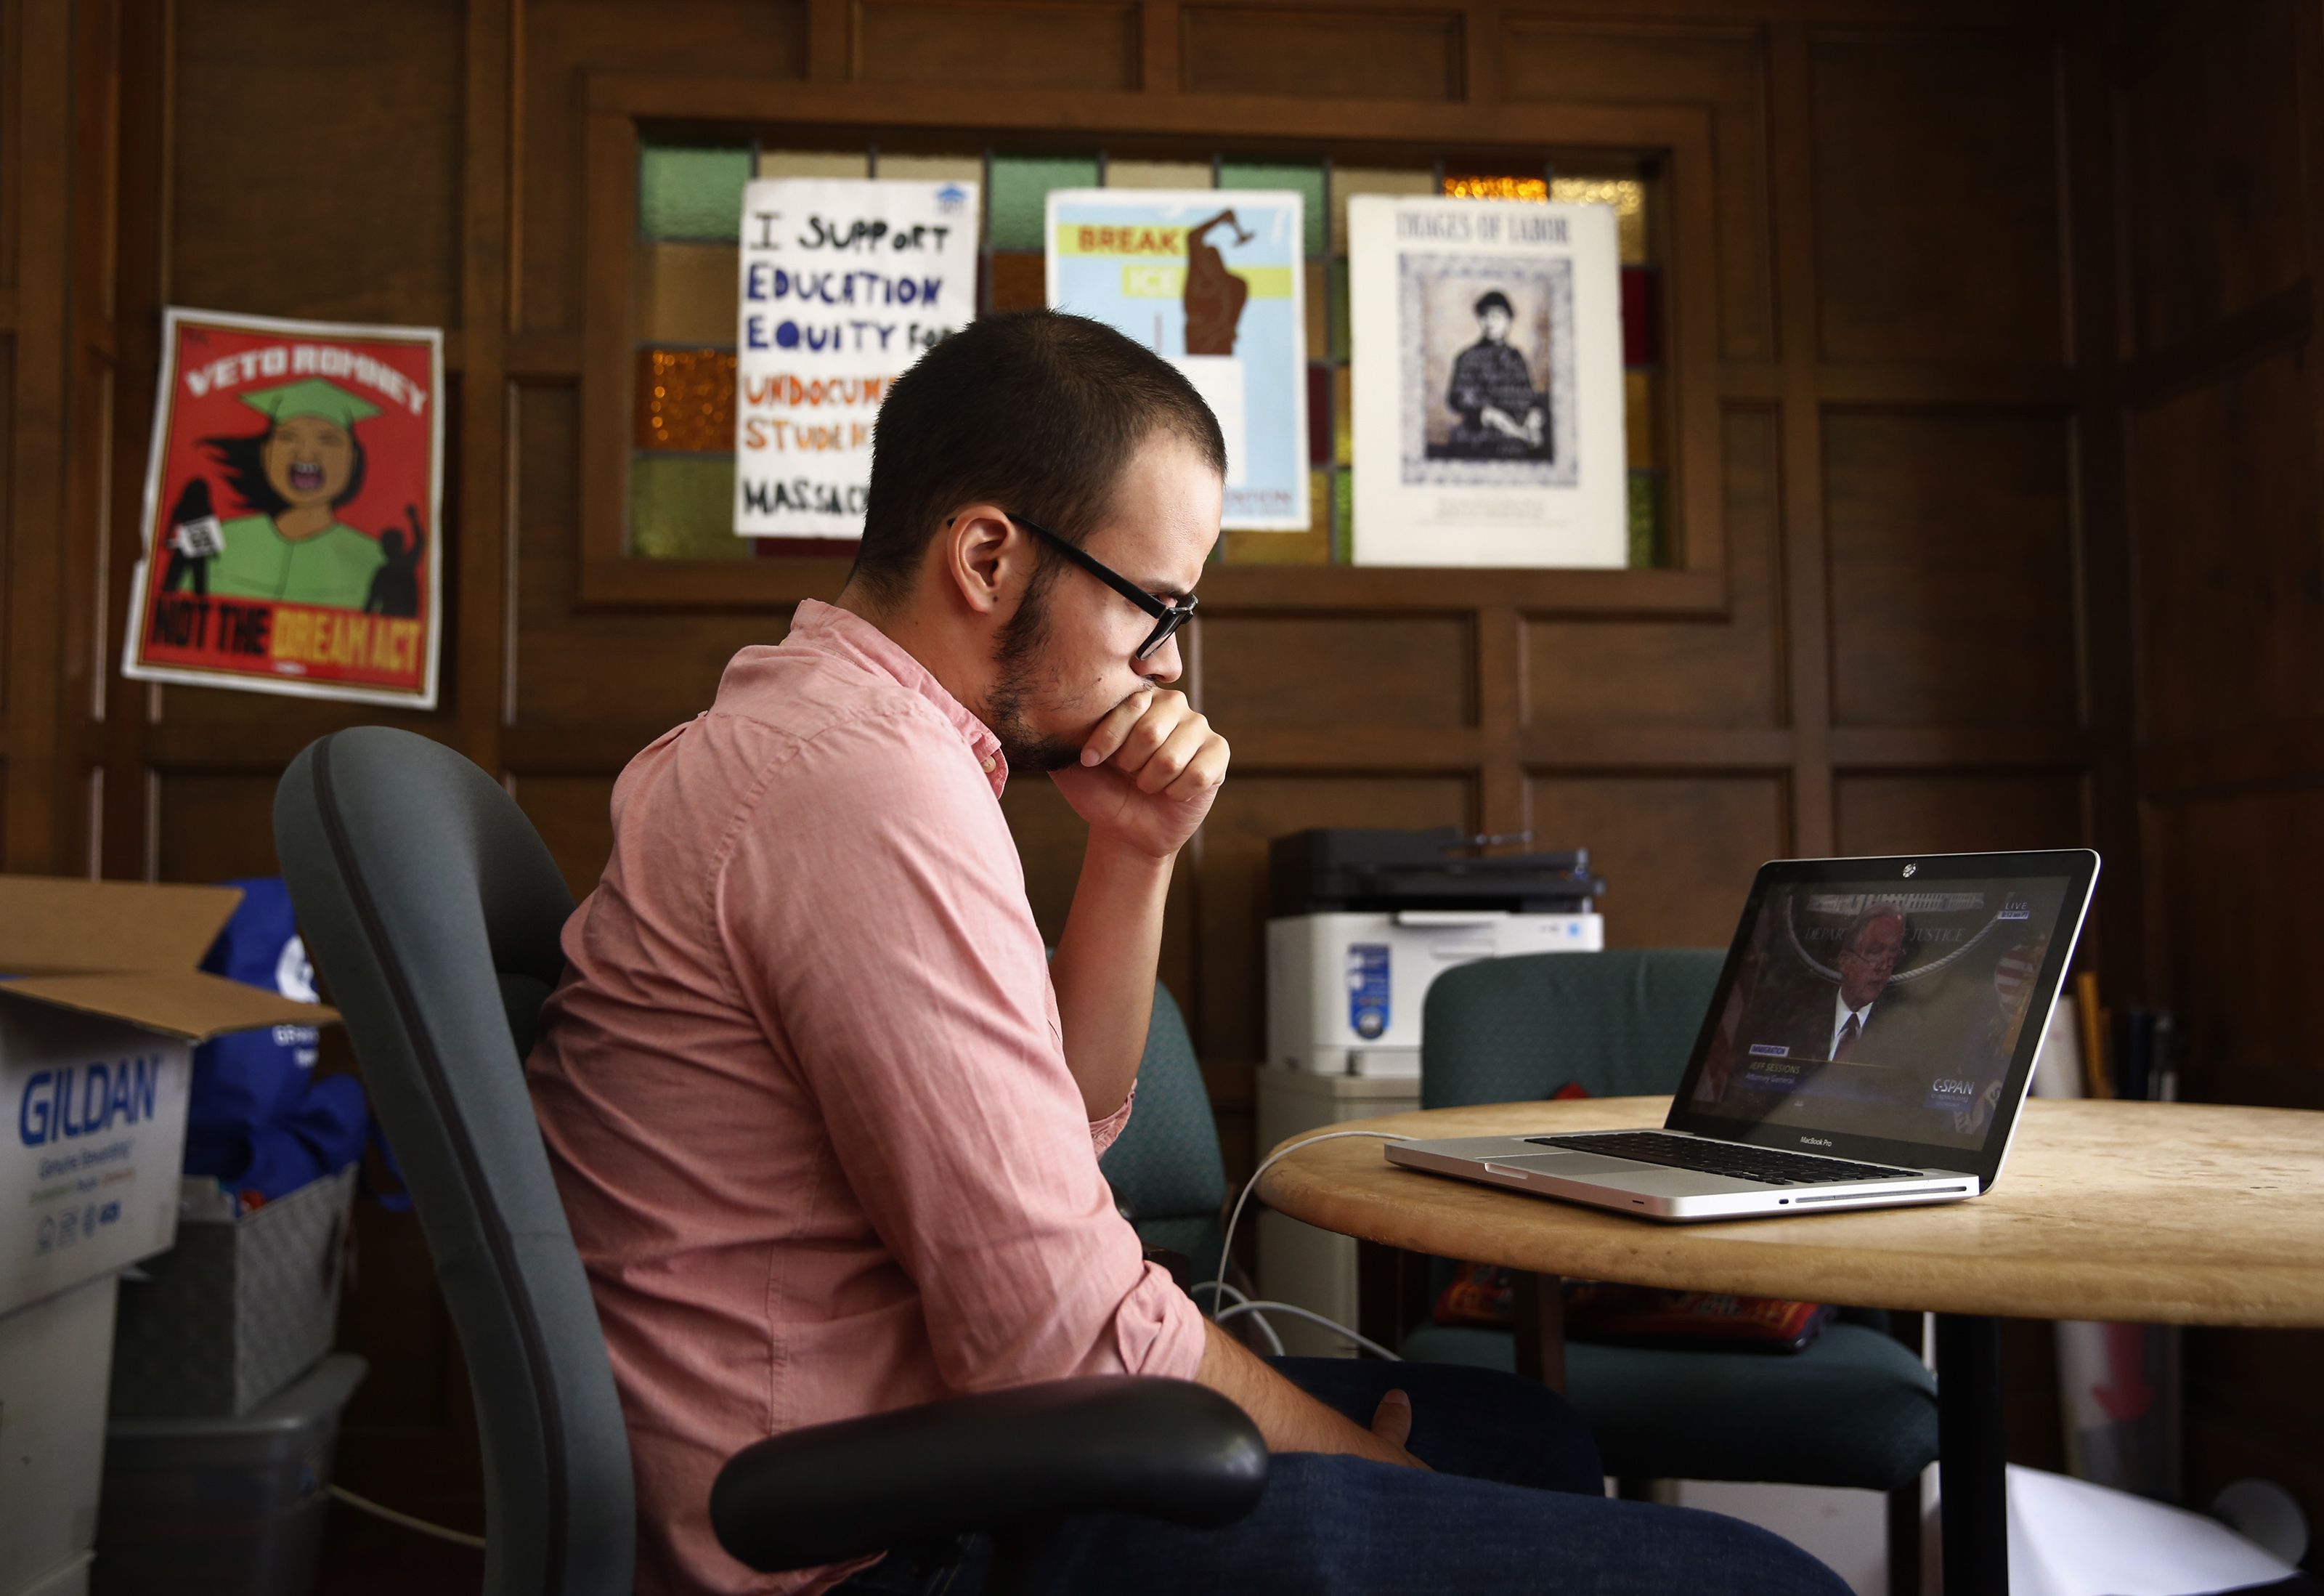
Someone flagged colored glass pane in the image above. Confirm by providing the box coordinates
[1624,370,1657,471]
[640,145,752,243]
[990,155,1100,252]
[636,242,739,347]
[1551,176,1647,264]
[635,349,736,453]
[1222,527,1329,564]
[1620,267,1659,366]
[1330,166,1434,256]
[757,148,872,180]
[1105,159,1212,191]
[631,455,749,559]
[986,252,1046,312]
[1328,259,1349,360]
[1219,161,1326,259]
[1332,468,1352,562]
[1442,174,1547,203]
[1333,365,1351,466]
[1627,469,1661,567]
[876,153,980,185]
[1304,261,1327,364]
[1306,365,1332,466]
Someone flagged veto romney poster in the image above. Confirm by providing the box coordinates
[122,307,444,707]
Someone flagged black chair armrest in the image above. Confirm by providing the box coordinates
[710,1376,1267,1574]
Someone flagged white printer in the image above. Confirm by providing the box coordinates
[1264,829,1604,1079]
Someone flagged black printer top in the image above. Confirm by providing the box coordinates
[1268,827,1604,918]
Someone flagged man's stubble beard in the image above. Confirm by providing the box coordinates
[984,572,1089,774]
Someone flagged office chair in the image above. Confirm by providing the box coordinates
[273,727,1265,1596]
[1402,950,1937,1595]
[1099,981,1231,1291]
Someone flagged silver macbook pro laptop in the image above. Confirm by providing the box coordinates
[1387,849,2100,1221]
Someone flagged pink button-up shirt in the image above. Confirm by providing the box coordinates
[527,601,1206,1596]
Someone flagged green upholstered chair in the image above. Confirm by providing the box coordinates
[1100,982,1230,1292]
[1402,949,1936,1591]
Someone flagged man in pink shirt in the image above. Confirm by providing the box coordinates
[530,311,1845,1596]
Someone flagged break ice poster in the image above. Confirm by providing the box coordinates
[121,307,444,708]
[1348,197,1625,567]
[1045,190,1309,530]
[734,178,980,539]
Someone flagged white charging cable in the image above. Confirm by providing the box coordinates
[1215,1298,1405,1362]
[1193,1129,1414,1361]
[328,1483,488,1549]
[1191,1278,1288,1356]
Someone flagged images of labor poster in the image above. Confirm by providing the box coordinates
[734,178,980,539]
[122,308,444,707]
[1045,190,1308,530]
[1348,197,1625,567]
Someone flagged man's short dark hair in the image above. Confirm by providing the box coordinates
[849,309,1227,607]
[1474,290,1514,318]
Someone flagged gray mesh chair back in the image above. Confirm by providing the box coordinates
[274,727,633,1596]
[1098,983,1230,1284]
[1421,948,1726,1108]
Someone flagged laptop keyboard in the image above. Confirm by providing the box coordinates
[1524,1131,1925,1186]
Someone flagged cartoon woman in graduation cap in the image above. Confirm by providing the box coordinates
[194,376,419,614]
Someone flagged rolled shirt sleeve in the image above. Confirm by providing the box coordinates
[715,708,1206,1391]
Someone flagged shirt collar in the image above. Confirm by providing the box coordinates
[784,600,1009,796]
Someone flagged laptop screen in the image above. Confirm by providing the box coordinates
[1671,854,2094,1172]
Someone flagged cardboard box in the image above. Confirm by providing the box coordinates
[0,1273,117,1596]
[0,875,339,1319]
[109,1167,357,1418]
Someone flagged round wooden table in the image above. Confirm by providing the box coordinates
[1256,1095,2324,1595]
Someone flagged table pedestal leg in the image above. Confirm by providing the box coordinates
[1934,1313,2007,1596]
[1511,1271,1567,1394]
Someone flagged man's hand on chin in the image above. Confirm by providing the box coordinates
[1049,686,1229,861]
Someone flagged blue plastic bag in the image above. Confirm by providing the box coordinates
[185,876,373,1203]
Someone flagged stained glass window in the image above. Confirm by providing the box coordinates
[635,349,735,453]
[631,455,747,560]
[758,149,871,181]
[1219,161,1327,260]
[1105,159,1212,192]
[1442,174,1547,203]
[628,137,1670,567]
[1551,176,1648,264]
[873,153,979,186]
[639,146,752,242]
[989,155,1099,251]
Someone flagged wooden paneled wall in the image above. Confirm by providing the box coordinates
[27,0,2323,1565]
[2114,0,2324,1531]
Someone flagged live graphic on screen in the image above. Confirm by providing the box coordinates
[1691,879,2070,1153]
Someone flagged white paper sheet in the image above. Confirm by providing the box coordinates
[2006,1465,2294,1596]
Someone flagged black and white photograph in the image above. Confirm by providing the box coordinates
[1350,195,1625,567]
[1399,257,1575,484]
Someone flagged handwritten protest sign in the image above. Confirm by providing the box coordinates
[122,307,444,706]
[734,178,980,539]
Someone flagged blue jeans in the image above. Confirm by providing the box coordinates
[837,1357,1849,1595]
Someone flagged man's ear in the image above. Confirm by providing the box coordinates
[940,505,1035,619]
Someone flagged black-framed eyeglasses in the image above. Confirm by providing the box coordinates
[1005,512,1198,662]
